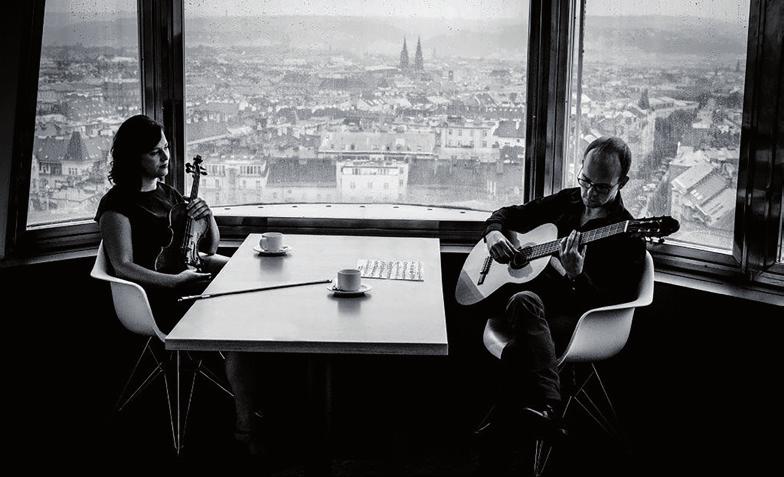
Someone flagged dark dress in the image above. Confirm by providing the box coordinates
[95,182,202,333]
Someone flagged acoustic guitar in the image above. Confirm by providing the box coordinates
[154,155,209,273]
[455,216,679,305]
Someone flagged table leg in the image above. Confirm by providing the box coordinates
[175,350,182,454]
[305,356,333,477]
[164,351,200,456]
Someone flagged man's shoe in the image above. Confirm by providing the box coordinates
[520,405,568,442]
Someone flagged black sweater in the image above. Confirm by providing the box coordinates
[482,187,646,314]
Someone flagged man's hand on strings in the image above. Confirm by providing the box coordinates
[559,229,586,278]
[485,230,518,264]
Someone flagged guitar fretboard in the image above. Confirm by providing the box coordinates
[524,221,629,260]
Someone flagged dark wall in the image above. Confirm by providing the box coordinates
[4,252,779,473]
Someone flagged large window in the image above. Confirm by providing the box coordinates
[564,0,749,254]
[6,0,782,288]
[183,0,528,211]
[26,0,141,227]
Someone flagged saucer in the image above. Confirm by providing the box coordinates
[253,245,291,256]
[327,283,372,297]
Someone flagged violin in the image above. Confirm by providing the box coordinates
[155,155,209,273]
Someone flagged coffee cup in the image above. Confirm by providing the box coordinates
[260,232,284,252]
[336,268,362,292]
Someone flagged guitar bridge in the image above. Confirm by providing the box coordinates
[478,256,492,285]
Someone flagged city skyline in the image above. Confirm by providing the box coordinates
[47,0,748,22]
[29,1,749,253]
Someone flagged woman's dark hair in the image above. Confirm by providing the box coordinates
[583,136,632,178]
[108,114,165,190]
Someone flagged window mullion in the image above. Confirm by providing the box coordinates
[138,0,185,194]
[5,1,45,257]
[525,0,574,203]
[735,0,784,279]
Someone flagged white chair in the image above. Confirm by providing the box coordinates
[481,251,655,475]
[90,241,236,454]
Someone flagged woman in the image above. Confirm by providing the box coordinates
[95,114,262,455]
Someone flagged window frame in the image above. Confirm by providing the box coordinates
[4,0,784,295]
[552,0,784,287]
[5,0,45,257]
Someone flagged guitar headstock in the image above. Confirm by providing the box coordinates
[185,155,207,178]
[627,216,680,241]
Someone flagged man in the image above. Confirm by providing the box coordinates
[478,136,646,442]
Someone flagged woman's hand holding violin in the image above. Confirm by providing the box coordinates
[185,197,212,221]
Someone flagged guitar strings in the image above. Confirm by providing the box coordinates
[523,221,628,260]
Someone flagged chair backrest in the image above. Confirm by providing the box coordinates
[557,251,654,364]
[90,241,167,342]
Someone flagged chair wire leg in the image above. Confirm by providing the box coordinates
[593,365,631,451]
[577,389,616,435]
[182,358,200,446]
[196,358,265,420]
[533,373,577,476]
[593,364,619,422]
[538,443,554,477]
[536,395,575,477]
[573,368,595,398]
[114,337,153,411]
[117,364,163,412]
[197,363,235,398]
[534,440,545,476]
[475,404,495,434]
[574,395,614,436]
[161,353,178,452]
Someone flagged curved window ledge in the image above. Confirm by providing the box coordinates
[7,203,783,305]
[3,243,781,308]
[215,203,491,222]
[213,203,490,245]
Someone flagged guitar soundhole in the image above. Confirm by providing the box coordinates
[510,247,531,270]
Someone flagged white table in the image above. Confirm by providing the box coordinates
[167,234,448,355]
[166,234,448,472]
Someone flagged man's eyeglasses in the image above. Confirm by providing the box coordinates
[576,175,619,194]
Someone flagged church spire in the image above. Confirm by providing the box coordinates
[399,37,409,70]
[414,36,424,71]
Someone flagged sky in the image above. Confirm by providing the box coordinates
[47,0,749,22]
[184,0,527,19]
[586,0,749,23]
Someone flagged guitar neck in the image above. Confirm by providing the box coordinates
[525,220,629,260]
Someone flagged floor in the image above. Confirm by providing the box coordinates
[39,345,640,476]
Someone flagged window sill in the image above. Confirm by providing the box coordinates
[4,240,781,307]
[7,203,783,303]
[653,267,783,306]
[213,203,490,245]
[215,202,491,221]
